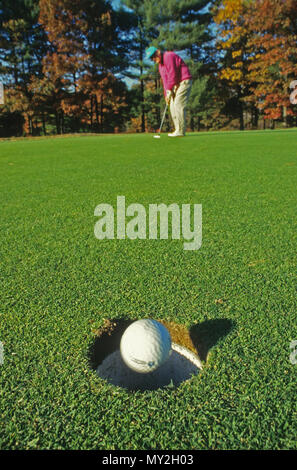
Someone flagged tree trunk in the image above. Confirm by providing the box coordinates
[90,96,94,131]
[237,87,244,131]
[239,100,244,130]
[61,112,65,134]
[139,39,145,133]
[94,94,100,131]
[100,95,104,132]
[155,79,160,130]
[42,113,47,135]
[55,111,62,134]
[190,114,194,132]
[252,107,259,129]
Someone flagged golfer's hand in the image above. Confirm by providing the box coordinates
[166,89,173,104]
[173,84,179,93]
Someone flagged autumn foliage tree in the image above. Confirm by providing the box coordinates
[39,0,130,133]
[2,0,297,135]
[0,0,131,135]
[213,0,256,129]
[214,0,297,128]
[245,0,297,124]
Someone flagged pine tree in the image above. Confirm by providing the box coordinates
[0,0,48,134]
[147,0,211,52]
[146,0,215,132]
[0,0,45,84]
[121,1,160,132]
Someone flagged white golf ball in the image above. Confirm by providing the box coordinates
[120,319,172,373]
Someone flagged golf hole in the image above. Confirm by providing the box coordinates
[89,319,203,391]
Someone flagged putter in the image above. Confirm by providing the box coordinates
[153,102,168,138]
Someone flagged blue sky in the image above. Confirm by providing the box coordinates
[111,0,123,10]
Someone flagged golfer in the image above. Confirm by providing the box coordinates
[146,47,192,137]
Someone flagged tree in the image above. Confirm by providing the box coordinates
[0,0,45,84]
[122,0,215,132]
[39,0,131,133]
[213,0,256,130]
[147,0,212,52]
[121,1,160,132]
[0,0,48,134]
[151,0,215,131]
[245,0,297,124]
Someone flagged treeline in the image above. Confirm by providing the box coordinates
[0,0,297,137]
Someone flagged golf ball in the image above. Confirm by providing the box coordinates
[120,319,172,373]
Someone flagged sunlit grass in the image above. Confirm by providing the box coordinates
[0,131,296,449]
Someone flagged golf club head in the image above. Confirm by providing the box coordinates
[154,104,168,138]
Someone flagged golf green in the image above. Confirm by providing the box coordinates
[0,130,296,449]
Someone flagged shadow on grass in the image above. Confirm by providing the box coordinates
[189,318,235,362]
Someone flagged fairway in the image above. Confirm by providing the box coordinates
[0,130,297,450]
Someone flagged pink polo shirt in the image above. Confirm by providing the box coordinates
[159,51,192,95]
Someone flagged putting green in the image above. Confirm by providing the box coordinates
[0,131,296,450]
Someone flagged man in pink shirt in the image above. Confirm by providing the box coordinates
[146,47,192,137]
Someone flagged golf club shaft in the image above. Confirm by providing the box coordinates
[159,102,168,133]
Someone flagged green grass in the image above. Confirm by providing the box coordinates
[0,130,296,450]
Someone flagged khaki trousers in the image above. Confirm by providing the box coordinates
[169,79,192,135]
